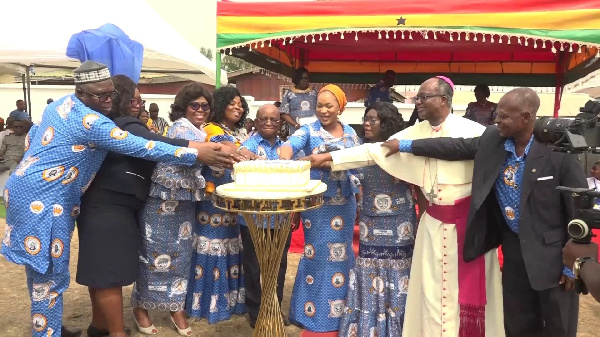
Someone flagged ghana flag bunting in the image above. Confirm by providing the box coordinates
[217,0,600,87]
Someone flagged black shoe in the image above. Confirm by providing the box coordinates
[86,325,131,337]
[87,325,109,337]
[282,315,291,326]
[61,326,83,337]
[249,320,256,329]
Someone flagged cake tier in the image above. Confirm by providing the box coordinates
[216,181,327,200]
[233,160,311,188]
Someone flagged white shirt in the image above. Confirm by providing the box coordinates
[587,177,600,191]
[0,129,13,148]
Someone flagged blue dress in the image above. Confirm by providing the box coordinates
[338,166,417,337]
[280,88,318,135]
[1,94,197,337]
[131,119,206,312]
[365,82,393,107]
[186,124,246,323]
[286,121,360,332]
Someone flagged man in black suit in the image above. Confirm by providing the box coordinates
[384,87,586,337]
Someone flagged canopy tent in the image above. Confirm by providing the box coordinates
[0,0,227,87]
[217,0,600,115]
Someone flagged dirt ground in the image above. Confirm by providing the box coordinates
[0,220,599,337]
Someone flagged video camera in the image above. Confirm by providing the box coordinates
[534,99,600,294]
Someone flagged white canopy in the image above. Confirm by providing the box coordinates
[0,0,227,86]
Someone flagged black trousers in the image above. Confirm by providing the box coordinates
[502,229,579,337]
[240,225,292,324]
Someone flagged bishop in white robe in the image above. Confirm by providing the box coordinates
[308,77,505,337]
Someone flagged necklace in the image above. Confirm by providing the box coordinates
[424,124,443,206]
[291,86,313,94]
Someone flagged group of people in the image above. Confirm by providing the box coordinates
[0,59,589,337]
[306,77,585,337]
[0,100,35,173]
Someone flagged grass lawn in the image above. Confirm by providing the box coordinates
[0,201,5,218]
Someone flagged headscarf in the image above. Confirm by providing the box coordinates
[435,75,455,91]
[319,84,347,113]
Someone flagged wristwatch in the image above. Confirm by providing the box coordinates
[573,257,597,279]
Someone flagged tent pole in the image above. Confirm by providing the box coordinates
[553,52,569,118]
[215,51,222,89]
[26,66,32,119]
[21,74,26,102]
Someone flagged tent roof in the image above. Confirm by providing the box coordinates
[217,0,600,86]
[0,0,227,86]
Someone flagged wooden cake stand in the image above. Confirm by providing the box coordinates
[214,182,327,337]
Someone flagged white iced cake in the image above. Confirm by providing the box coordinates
[232,160,311,189]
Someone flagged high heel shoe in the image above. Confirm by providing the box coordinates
[170,316,192,336]
[133,315,157,335]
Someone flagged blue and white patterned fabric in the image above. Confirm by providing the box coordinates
[495,136,533,235]
[285,121,360,332]
[131,119,206,313]
[186,124,246,323]
[237,134,284,229]
[338,166,416,337]
[496,136,574,277]
[280,88,318,135]
[1,94,197,337]
[399,136,574,277]
[365,82,393,107]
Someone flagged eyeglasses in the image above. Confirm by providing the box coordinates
[412,94,446,103]
[130,99,146,108]
[362,116,380,124]
[256,117,281,125]
[79,88,118,103]
[189,102,211,112]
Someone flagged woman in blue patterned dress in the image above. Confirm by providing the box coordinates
[186,86,253,323]
[280,67,318,136]
[131,83,213,336]
[279,84,360,333]
[337,102,417,337]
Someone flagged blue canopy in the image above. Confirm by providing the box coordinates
[67,23,144,83]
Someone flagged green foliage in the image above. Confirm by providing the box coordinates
[200,47,253,73]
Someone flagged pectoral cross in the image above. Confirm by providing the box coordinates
[426,188,437,206]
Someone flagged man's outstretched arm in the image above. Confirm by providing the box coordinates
[383,136,481,161]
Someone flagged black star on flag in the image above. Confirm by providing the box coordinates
[396,16,406,26]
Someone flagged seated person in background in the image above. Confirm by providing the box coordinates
[10,99,29,121]
[464,84,497,126]
[245,118,255,136]
[0,119,28,172]
[238,103,293,328]
[0,117,15,147]
[365,70,396,107]
[587,160,600,208]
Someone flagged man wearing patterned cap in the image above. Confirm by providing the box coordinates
[305,77,504,337]
[0,61,236,337]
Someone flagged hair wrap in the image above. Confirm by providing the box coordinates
[319,84,347,113]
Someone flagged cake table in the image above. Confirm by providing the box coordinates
[214,181,327,337]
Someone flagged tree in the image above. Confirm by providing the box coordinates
[221,56,253,72]
[200,46,253,73]
[199,47,213,61]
